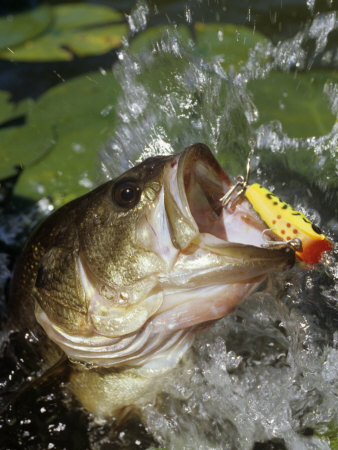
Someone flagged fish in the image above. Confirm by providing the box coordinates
[8,143,295,419]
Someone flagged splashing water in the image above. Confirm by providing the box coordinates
[100,28,252,176]
[99,2,338,449]
[0,1,337,449]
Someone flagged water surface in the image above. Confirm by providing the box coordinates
[0,1,337,449]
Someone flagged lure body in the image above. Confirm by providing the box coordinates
[245,183,333,264]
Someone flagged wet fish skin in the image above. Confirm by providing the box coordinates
[9,155,172,336]
[8,143,295,418]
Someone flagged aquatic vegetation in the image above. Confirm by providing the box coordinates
[0,5,52,51]
[0,4,126,61]
[0,0,337,448]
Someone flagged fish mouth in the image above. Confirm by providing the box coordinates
[179,142,232,240]
[35,144,295,371]
[165,143,295,270]
[150,143,295,333]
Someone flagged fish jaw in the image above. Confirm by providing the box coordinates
[172,143,279,248]
[148,143,295,332]
[33,143,295,372]
[128,143,294,335]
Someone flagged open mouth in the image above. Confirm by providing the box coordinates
[162,143,296,288]
[182,145,230,240]
[176,143,272,247]
[151,144,295,333]
[35,144,295,370]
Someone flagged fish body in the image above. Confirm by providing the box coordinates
[245,183,333,265]
[8,144,295,418]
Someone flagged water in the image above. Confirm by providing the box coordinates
[0,1,337,449]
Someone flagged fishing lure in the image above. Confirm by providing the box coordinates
[244,183,333,264]
[220,159,333,265]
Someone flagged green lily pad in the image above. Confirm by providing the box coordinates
[54,3,123,30]
[29,71,120,128]
[0,124,54,180]
[0,91,39,179]
[130,23,268,72]
[13,71,121,204]
[1,24,128,61]
[194,23,269,70]
[248,71,338,137]
[63,25,128,57]
[0,91,15,124]
[0,4,127,61]
[0,33,73,61]
[0,5,52,51]
[14,121,112,206]
[0,69,120,182]
[129,25,191,54]
[0,90,34,125]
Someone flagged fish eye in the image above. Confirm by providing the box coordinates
[113,181,141,208]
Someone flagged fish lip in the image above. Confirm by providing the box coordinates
[33,144,295,371]
[171,143,296,270]
[177,143,231,236]
[150,145,295,334]
[162,143,232,250]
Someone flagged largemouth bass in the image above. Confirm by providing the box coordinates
[8,143,294,418]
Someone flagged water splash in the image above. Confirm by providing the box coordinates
[100,33,252,178]
[0,1,337,449]
[98,4,338,449]
[126,0,149,35]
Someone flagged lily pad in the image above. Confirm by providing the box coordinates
[1,24,128,62]
[0,5,52,51]
[54,4,123,30]
[62,25,128,57]
[14,71,121,205]
[0,124,54,180]
[130,23,268,72]
[0,91,34,125]
[129,25,191,54]
[0,91,15,124]
[0,4,127,61]
[14,122,112,206]
[29,71,120,128]
[194,23,269,70]
[248,71,338,137]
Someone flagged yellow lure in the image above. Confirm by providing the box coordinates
[245,183,333,264]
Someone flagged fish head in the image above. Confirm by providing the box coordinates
[32,144,294,370]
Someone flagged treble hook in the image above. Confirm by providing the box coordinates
[262,236,303,252]
[220,139,255,208]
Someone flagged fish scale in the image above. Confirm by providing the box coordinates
[7,144,296,419]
